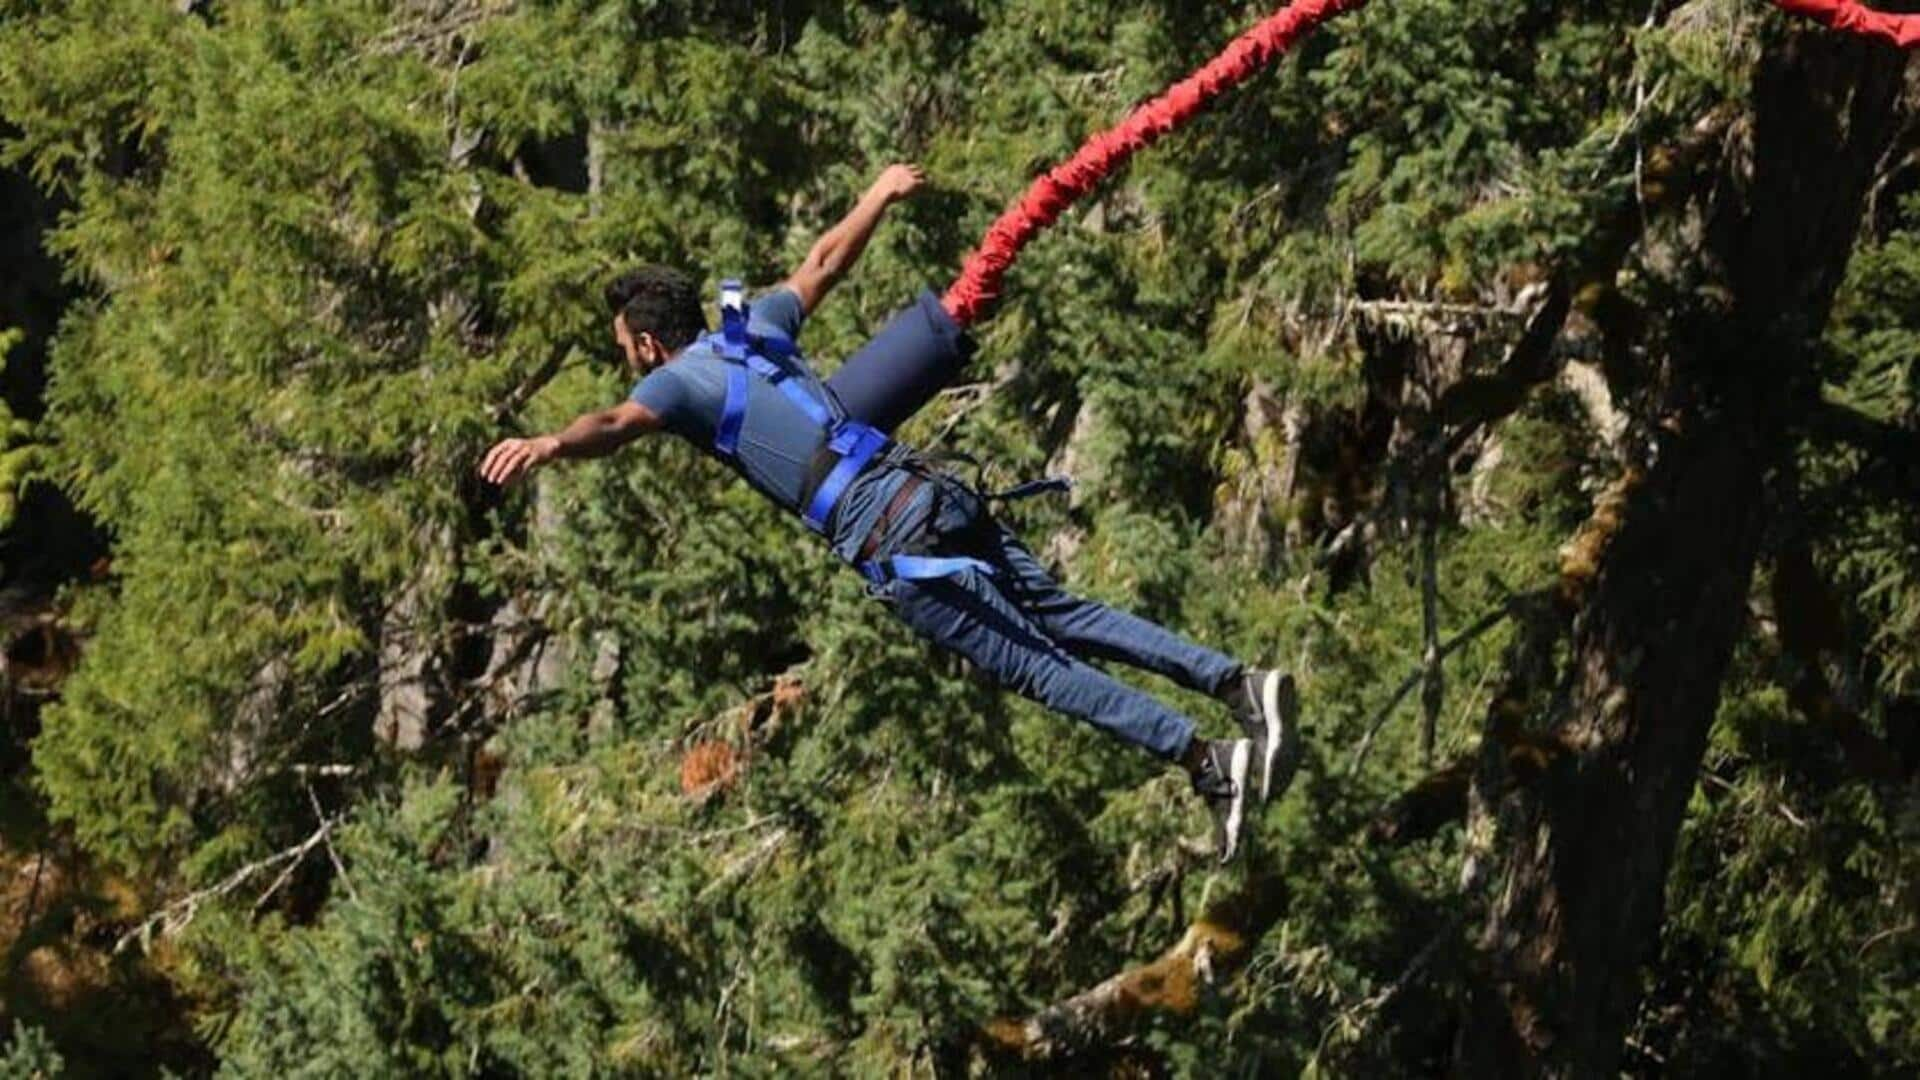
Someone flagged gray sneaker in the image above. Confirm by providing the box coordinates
[1190,738,1253,864]
[1228,669,1302,805]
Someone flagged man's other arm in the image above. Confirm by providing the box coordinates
[479,401,659,486]
[783,163,926,315]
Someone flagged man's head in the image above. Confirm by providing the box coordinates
[605,264,707,376]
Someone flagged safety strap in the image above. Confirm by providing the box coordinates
[893,447,1073,506]
[987,475,1073,502]
[709,279,891,535]
[713,284,816,457]
[858,554,996,587]
[806,423,890,531]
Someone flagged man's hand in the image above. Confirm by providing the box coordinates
[480,435,560,487]
[870,163,926,204]
[785,163,928,315]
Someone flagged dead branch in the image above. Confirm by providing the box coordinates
[695,827,790,903]
[490,342,574,427]
[115,816,343,954]
[927,375,1016,448]
[363,0,507,62]
[1700,771,1810,830]
[1803,398,1920,496]
[1350,602,1517,774]
[308,784,359,903]
[980,873,1288,1063]
[1436,280,1575,447]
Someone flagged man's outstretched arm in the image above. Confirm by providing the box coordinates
[479,400,659,486]
[783,163,925,315]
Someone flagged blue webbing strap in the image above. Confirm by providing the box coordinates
[708,279,895,537]
[804,422,889,533]
[748,352,835,428]
[712,328,816,459]
[858,554,996,587]
[714,281,753,457]
[716,363,750,456]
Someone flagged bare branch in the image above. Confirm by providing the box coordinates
[116,817,343,954]
[1350,602,1517,774]
[490,343,574,427]
[981,873,1289,1063]
[309,783,359,904]
[1436,280,1575,447]
[1802,399,1920,496]
[695,827,790,903]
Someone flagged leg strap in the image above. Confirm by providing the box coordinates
[858,555,996,587]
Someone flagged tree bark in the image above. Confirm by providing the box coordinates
[1457,29,1909,1078]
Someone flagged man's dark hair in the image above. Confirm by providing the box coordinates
[605,265,707,352]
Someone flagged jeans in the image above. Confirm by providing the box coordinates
[872,476,1239,760]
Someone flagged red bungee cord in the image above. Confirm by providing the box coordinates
[941,0,1370,327]
[940,0,1920,329]
[1773,0,1920,46]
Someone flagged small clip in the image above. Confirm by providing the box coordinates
[719,278,749,345]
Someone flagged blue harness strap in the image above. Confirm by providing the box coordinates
[704,280,1005,588]
[858,554,996,587]
[805,423,889,532]
[716,362,750,456]
[708,279,893,536]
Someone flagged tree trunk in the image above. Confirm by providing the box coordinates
[1457,30,1909,1078]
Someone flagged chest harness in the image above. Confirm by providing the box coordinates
[705,281,993,587]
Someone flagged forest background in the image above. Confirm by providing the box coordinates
[0,0,1917,1075]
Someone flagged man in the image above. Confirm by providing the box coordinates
[479,164,1300,862]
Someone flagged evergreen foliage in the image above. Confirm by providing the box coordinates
[0,0,1914,1073]
[0,1022,62,1079]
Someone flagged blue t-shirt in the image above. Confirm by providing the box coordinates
[630,287,930,562]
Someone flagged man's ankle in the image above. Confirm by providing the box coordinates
[1179,735,1213,777]
[1220,667,1253,713]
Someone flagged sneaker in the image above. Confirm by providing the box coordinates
[1227,669,1302,805]
[1190,738,1253,864]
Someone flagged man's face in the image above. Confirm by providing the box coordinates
[612,314,668,377]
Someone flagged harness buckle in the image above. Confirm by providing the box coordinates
[720,278,749,347]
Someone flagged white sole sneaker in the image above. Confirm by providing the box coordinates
[1256,671,1302,804]
[1221,738,1252,864]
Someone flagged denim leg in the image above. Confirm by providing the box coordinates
[882,567,1197,760]
[980,524,1241,696]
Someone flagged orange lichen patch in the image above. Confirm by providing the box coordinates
[980,1017,1023,1049]
[770,674,807,715]
[985,884,1283,1062]
[679,741,741,802]
[472,739,508,801]
[1556,467,1642,609]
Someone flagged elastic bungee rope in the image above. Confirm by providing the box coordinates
[941,0,1920,329]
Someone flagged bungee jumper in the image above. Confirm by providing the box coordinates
[480,165,1300,863]
[477,0,1920,866]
